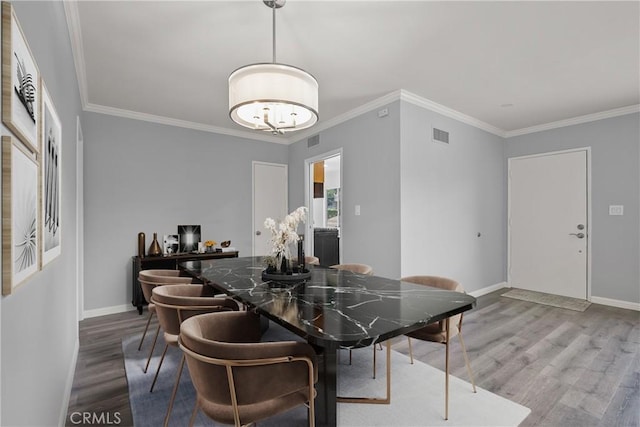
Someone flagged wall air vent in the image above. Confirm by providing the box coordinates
[433,127,450,144]
[308,135,320,148]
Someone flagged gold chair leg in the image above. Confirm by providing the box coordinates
[444,318,450,421]
[189,401,199,427]
[458,331,477,393]
[337,341,391,404]
[150,344,168,392]
[144,324,161,374]
[163,354,185,427]
[407,336,414,364]
[138,312,154,351]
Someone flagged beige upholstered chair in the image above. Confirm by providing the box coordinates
[401,275,477,420]
[291,256,320,266]
[151,284,239,427]
[329,263,373,275]
[179,311,317,427]
[137,270,193,373]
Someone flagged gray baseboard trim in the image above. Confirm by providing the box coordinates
[591,296,640,312]
[59,338,79,427]
[468,282,508,298]
[83,304,137,319]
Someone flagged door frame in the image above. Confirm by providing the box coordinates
[304,148,343,261]
[252,161,288,256]
[75,116,84,321]
[507,147,592,300]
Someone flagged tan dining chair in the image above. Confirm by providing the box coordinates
[151,284,239,427]
[179,310,317,427]
[401,275,477,420]
[329,263,389,404]
[291,256,320,266]
[329,263,373,275]
[137,270,193,373]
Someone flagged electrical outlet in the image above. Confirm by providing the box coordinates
[355,205,361,216]
[609,205,624,215]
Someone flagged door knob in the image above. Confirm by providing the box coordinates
[569,232,585,238]
[256,231,261,236]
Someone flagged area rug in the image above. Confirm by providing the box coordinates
[124,324,530,426]
[501,288,591,312]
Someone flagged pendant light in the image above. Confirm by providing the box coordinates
[228,0,318,135]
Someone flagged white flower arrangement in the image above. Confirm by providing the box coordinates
[264,206,307,268]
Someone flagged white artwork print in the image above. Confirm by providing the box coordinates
[10,13,39,149]
[13,144,38,284]
[42,87,62,265]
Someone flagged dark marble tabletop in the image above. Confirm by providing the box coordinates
[180,256,476,349]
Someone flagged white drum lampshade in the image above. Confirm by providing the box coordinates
[229,63,318,134]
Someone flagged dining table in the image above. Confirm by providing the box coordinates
[180,256,476,427]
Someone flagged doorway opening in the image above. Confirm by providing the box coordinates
[304,150,342,266]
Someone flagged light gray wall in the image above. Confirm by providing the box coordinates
[82,113,288,312]
[506,113,640,303]
[0,1,82,425]
[288,102,402,278]
[400,101,506,292]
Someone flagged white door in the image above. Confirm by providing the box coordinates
[253,162,288,256]
[508,149,589,299]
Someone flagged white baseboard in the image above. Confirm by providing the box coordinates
[469,282,508,298]
[591,296,640,312]
[59,338,79,427]
[83,304,137,319]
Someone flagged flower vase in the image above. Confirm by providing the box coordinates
[148,232,162,257]
[279,256,288,274]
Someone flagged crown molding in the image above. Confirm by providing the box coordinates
[63,1,89,108]
[288,90,403,144]
[399,90,506,137]
[504,104,640,138]
[84,103,288,144]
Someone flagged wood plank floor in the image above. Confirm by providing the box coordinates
[65,290,640,426]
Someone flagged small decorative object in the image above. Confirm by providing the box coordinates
[163,234,179,254]
[137,232,145,257]
[204,240,216,253]
[178,225,201,253]
[148,232,162,257]
[221,240,231,248]
[261,207,311,283]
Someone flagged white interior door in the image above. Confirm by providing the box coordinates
[253,162,288,256]
[508,149,589,299]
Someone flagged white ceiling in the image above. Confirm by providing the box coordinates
[65,1,640,144]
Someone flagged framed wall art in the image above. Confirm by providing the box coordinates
[178,225,201,253]
[40,83,62,267]
[2,1,40,154]
[2,136,40,295]
[163,234,179,255]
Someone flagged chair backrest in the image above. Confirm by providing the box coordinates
[179,311,317,426]
[152,284,238,336]
[138,271,193,303]
[139,269,181,278]
[401,275,465,330]
[329,263,373,275]
[290,256,320,266]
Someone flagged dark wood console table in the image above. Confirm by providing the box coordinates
[131,251,238,314]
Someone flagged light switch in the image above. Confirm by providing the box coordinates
[609,205,624,216]
[355,205,361,216]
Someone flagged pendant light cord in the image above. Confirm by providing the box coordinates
[272,3,277,63]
